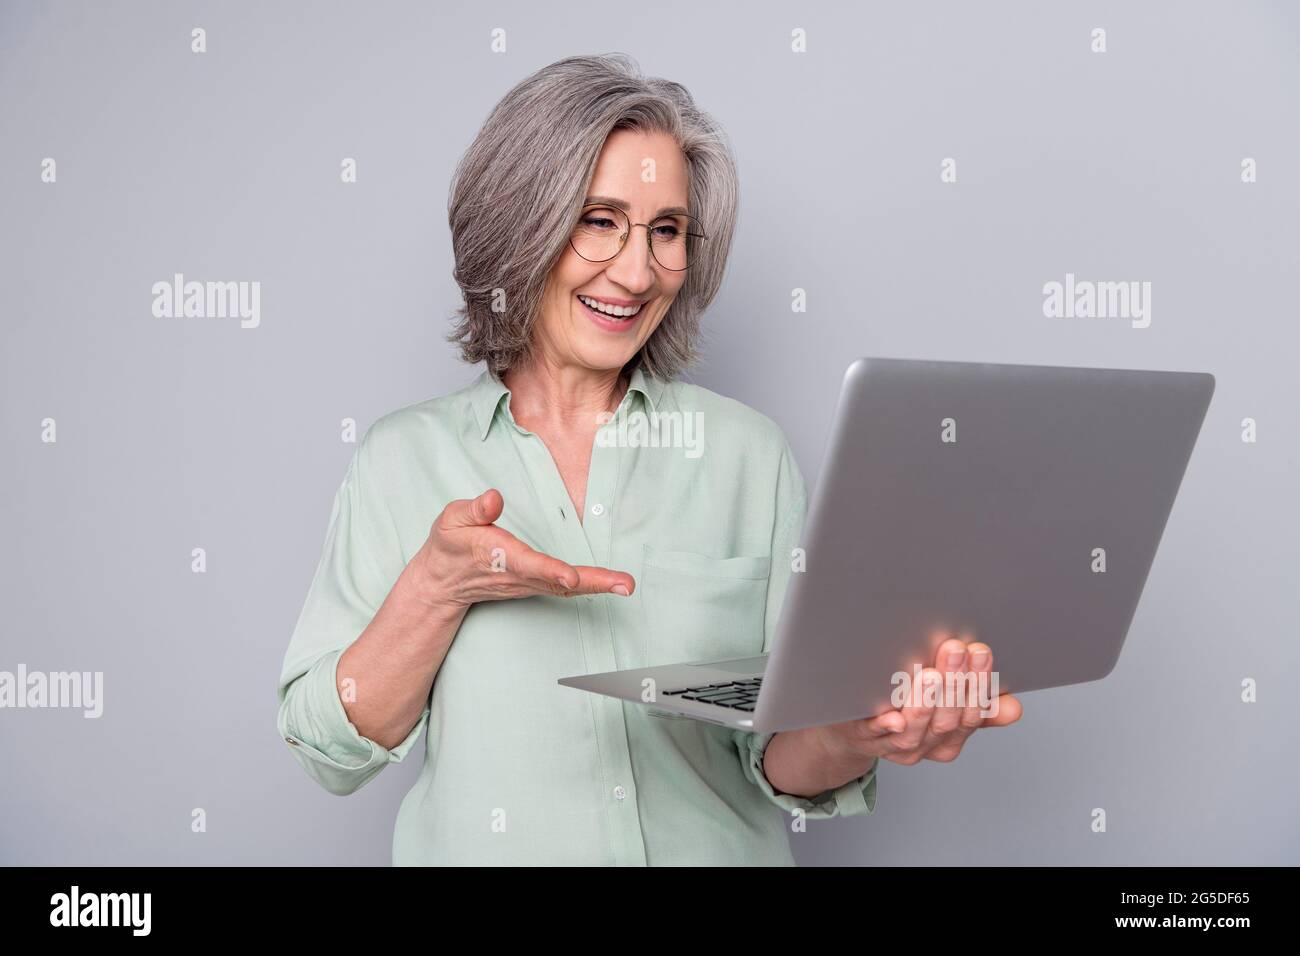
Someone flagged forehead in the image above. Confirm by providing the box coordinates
[587,129,689,209]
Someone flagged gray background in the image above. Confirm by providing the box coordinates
[2,0,1296,865]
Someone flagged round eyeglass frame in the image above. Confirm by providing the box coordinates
[569,202,708,272]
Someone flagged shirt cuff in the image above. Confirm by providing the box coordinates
[741,731,878,819]
[277,647,429,795]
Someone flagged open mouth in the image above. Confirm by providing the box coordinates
[577,294,645,323]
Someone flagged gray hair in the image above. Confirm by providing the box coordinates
[445,53,739,380]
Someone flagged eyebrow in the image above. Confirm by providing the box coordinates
[584,195,690,219]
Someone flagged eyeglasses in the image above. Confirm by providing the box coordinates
[569,203,707,271]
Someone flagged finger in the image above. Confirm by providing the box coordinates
[926,639,968,737]
[855,712,904,738]
[958,642,992,731]
[889,667,940,752]
[468,524,577,587]
[564,565,637,596]
[925,739,967,763]
[924,645,988,761]
[440,488,505,530]
[486,531,635,596]
[980,693,1023,727]
[497,539,583,591]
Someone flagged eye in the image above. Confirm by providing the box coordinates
[651,216,688,240]
[578,207,622,231]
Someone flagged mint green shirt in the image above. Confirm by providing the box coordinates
[276,366,877,865]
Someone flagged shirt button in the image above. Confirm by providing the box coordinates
[612,785,626,800]
[590,503,605,517]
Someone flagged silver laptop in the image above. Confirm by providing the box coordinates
[559,357,1215,734]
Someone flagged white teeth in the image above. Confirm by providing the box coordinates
[578,294,643,318]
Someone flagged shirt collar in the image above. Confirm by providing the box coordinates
[627,364,665,417]
[470,365,665,441]
[469,370,511,441]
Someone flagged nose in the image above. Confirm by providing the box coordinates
[603,224,657,295]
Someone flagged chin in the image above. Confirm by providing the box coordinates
[570,338,640,374]
[566,304,656,372]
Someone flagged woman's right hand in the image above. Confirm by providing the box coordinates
[415,488,636,610]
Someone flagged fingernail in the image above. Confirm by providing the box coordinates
[947,650,965,669]
[610,584,630,596]
[971,650,989,668]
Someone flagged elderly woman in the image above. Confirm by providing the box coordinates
[276,53,1021,866]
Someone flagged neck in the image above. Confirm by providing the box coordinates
[501,355,628,431]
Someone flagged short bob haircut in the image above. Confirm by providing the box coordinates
[446,53,739,381]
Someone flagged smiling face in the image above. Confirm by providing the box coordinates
[533,128,692,375]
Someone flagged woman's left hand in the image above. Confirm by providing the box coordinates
[814,636,1023,770]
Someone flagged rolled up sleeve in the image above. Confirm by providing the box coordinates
[738,731,878,819]
[276,428,430,796]
[731,439,878,820]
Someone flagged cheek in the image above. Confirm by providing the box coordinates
[554,248,601,289]
[645,288,683,332]
[641,309,668,339]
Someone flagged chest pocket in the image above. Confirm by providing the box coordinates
[639,543,771,669]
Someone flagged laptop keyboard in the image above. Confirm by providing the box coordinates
[661,678,762,712]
